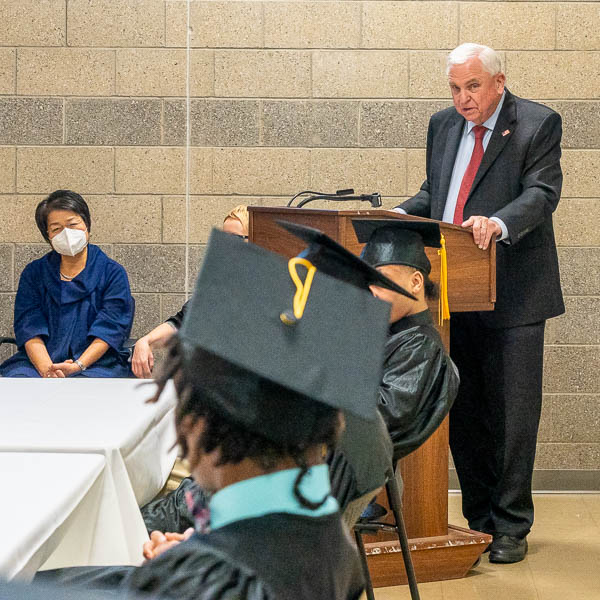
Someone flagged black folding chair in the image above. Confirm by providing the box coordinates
[354,467,420,600]
[0,336,17,358]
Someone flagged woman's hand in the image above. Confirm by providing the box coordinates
[132,336,154,379]
[43,366,65,378]
[142,528,194,561]
[49,359,82,377]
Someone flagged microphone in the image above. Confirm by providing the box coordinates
[363,193,382,208]
[288,189,383,209]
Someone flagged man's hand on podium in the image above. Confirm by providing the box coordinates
[462,215,502,251]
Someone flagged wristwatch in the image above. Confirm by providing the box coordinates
[74,359,87,372]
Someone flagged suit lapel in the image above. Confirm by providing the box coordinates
[469,90,517,200]
[435,115,464,219]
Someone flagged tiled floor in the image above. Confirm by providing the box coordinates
[376,493,600,600]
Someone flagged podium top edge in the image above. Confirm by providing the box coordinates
[248,207,467,232]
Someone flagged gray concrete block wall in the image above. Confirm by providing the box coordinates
[0,0,598,480]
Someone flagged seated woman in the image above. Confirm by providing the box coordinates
[131,204,248,379]
[0,190,134,378]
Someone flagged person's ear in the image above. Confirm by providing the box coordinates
[411,270,424,294]
[495,72,506,93]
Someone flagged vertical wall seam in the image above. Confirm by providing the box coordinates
[357,101,362,149]
[407,49,411,100]
[160,195,164,243]
[62,97,66,145]
[13,47,17,94]
[457,1,461,47]
[13,146,17,196]
[310,50,314,99]
[164,0,168,48]
[160,99,165,145]
[554,3,559,51]
[11,243,15,293]
[185,0,191,300]
[359,0,364,50]
[261,1,266,49]
[258,99,264,146]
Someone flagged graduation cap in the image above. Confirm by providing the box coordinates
[352,219,450,324]
[352,219,441,274]
[178,228,391,444]
[276,220,416,300]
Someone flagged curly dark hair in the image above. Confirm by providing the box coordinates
[35,190,91,243]
[149,337,341,509]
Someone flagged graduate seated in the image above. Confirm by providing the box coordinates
[142,221,456,539]
[141,222,405,534]
[352,219,460,462]
[37,227,393,599]
[0,191,134,378]
[131,204,249,379]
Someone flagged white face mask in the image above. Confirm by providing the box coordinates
[51,227,88,257]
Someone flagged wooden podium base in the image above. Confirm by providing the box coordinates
[365,525,492,587]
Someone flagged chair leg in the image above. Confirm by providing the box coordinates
[354,528,376,600]
[386,476,421,600]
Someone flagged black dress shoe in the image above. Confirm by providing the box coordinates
[489,535,528,564]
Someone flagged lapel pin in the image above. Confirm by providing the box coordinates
[502,129,510,137]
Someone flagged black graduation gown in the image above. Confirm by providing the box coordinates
[326,411,393,510]
[380,310,459,461]
[165,301,189,330]
[37,512,364,600]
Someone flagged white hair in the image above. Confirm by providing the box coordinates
[446,43,503,77]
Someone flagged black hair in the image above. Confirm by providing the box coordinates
[35,190,91,243]
[423,273,439,301]
[149,337,340,510]
[401,266,438,301]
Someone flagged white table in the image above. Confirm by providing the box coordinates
[0,379,177,572]
[0,453,105,581]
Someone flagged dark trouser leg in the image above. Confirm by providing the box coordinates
[449,313,497,534]
[449,313,545,538]
[487,321,545,538]
[35,565,135,590]
[140,477,198,535]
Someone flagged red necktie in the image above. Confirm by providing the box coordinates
[453,125,487,225]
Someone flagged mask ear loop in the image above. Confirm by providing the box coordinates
[280,257,317,326]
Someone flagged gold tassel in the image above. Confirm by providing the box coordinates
[280,257,317,325]
[438,234,450,325]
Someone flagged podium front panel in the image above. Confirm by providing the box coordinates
[250,207,495,313]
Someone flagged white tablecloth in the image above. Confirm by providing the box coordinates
[0,379,177,572]
[0,453,105,581]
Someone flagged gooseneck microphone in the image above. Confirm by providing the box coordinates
[286,189,382,209]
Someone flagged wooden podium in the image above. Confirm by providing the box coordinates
[248,207,495,586]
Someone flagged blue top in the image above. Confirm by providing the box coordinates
[209,464,339,531]
[0,244,134,378]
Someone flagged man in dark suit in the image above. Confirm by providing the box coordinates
[396,43,564,563]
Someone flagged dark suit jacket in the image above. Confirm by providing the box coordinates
[398,89,565,328]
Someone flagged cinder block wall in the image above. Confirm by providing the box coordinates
[0,1,598,484]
